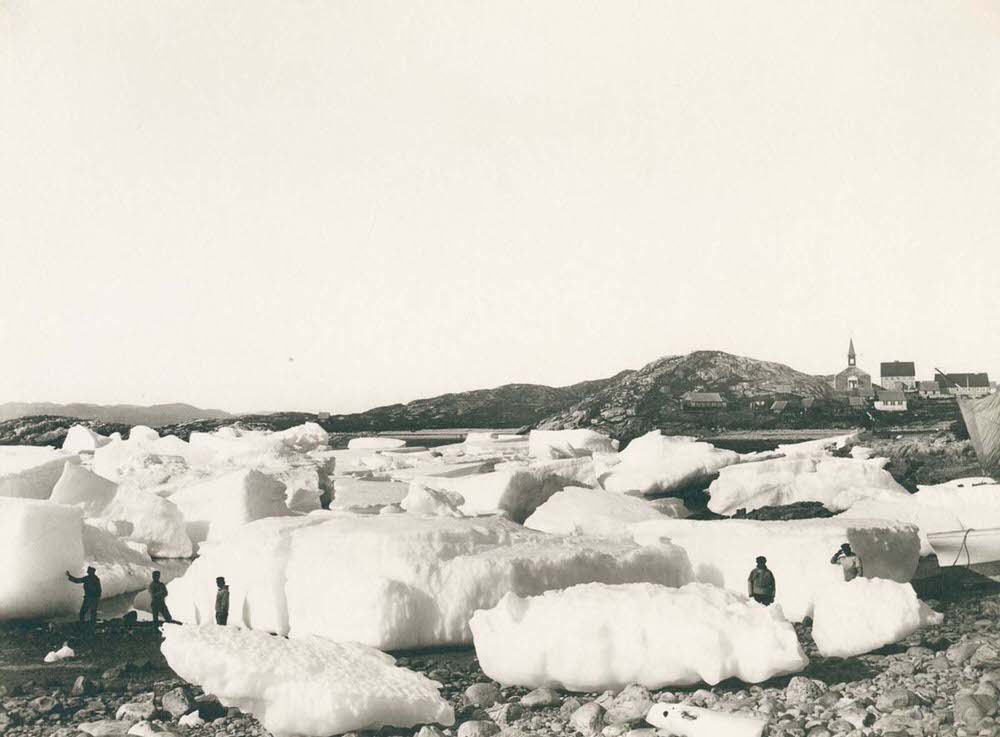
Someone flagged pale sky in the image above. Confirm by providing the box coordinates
[1,1,998,414]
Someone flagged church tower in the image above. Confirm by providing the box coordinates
[848,338,856,367]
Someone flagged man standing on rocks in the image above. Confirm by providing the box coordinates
[747,556,775,605]
[215,576,230,625]
[148,570,175,624]
[830,543,864,581]
[66,566,101,625]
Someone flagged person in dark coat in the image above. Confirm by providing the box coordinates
[747,556,775,606]
[215,577,230,625]
[148,571,174,624]
[66,566,101,624]
[830,543,864,581]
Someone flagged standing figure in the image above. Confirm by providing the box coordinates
[66,566,102,625]
[747,555,776,606]
[148,571,174,624]
[830,543,864,581]
[215,577,230,625]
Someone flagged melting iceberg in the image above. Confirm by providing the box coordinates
[168,515,692,650]
[471,582,807,691]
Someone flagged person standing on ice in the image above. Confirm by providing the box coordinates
[66,566,102,625]
[830,543,864,581]
[148,571,175,624]
[747,556,775,605]
[215,577,230,625]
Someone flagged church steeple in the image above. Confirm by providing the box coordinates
[848,338,856,367]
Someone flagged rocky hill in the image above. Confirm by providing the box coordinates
[537,350,837,440]
[324,374,632,432]
[0,402,231,427]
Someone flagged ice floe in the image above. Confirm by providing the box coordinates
[160,624,454,737]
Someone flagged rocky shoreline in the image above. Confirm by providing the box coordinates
[1,571,999,737]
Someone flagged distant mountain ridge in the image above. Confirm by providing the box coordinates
[0,402,232,427]
[0,351,853,446]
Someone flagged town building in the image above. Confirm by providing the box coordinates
[833,339,873,396]
[934,372,992,398]
[875,390,908,412]
[881,361,917,392]
[682,392,727,410]
[770,399,788,413]
[848,396,868,410]
[917,381,946,399]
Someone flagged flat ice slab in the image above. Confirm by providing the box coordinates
[707,456,908,515]
[161,624,454,737]
[168,515,692,650]
[811,578,943,658]
[348,437,407,450]
[524,486,684,540]
[471,582,807,691]
[631,518,920,621]
[528,429,618,459]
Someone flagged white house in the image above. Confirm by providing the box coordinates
[917,381,946,399]
[875,390,908,412]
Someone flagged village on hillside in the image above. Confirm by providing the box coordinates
[682,339,995,418]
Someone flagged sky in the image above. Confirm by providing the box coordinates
[1,1,998,414]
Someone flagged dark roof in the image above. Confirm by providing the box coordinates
[684,392,725,403]
[935,372,991,389]
[877,390,907,402]
[848,396,867,407]
[917,381,940,391]
[881,361,915,377]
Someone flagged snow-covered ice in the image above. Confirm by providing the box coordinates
[528,429,618,459]
[600,432,740,497]
[524,486,683,540]
[631,518,920,622]
[62,425,113,453]
[52,463,193,558]
[707,456,908,515]
[43,642,76,663]
[168,515,692,650]
[0,448,77,499]
[811,578,943,658]
[169,469,292,546]
[160,624,454,737]
[471,582,807,691]
[646,703,765,737]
